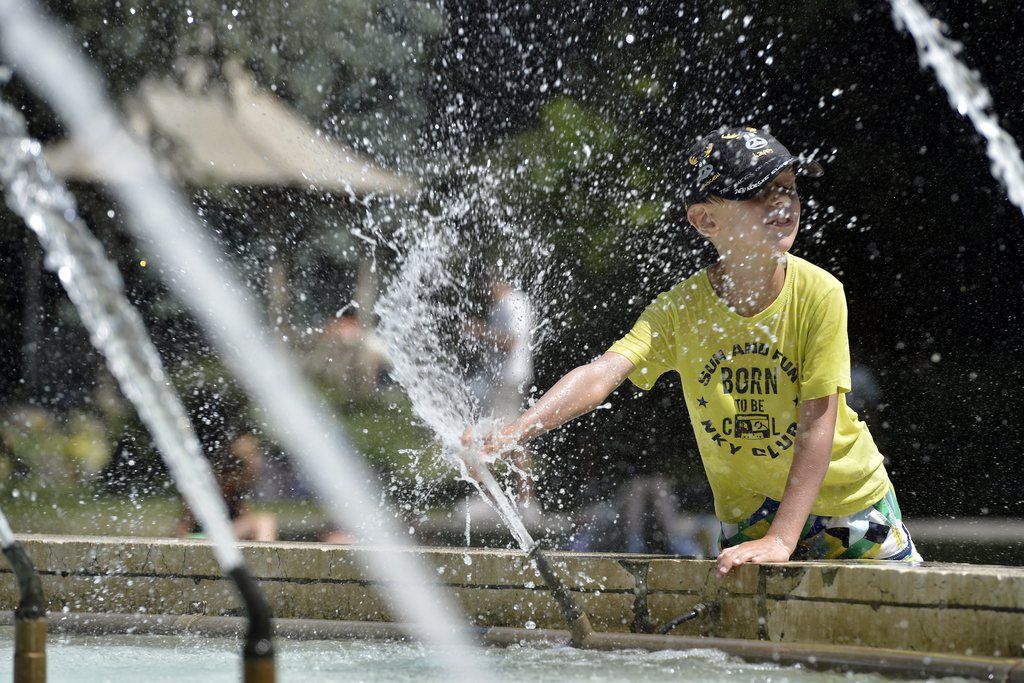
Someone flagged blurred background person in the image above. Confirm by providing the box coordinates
[177,432,278,542]
[307,308,391,400]
[849,347,887,452]
[568,476,718,558]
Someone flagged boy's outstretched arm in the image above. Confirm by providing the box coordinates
[716,393,839,576]
[460,351,635,467]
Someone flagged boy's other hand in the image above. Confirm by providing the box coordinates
[716,535,793,576]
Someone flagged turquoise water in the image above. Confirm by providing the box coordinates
[0,630,965,682]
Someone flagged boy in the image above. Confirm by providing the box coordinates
[461,126,920,575]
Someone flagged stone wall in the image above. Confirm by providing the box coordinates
[1,535,1021,658]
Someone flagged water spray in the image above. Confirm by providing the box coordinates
[0,102,275,683]
[0,510,46,683]
[459,448,534,550]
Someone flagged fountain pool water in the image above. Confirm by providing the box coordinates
[0,629,963,683]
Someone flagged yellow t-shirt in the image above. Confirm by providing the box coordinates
[607,254,890,523]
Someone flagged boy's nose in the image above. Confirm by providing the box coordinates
[769,188,794,208]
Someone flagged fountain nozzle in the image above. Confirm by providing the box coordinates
[3,542,46,683]
[527,544,594,647]
[228,566,276,683]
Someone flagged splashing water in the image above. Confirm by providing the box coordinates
[0,103,245,573]
[373,164,554,550]
[375,216,478,449]
[0,1,482,678]
[892,0,1024,216]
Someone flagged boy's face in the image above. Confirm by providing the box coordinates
[687,168,801,257]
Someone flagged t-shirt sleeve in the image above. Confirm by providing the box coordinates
[607,294,676,391]
[800,284,852,401]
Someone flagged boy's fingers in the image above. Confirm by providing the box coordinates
[717,547,752,575]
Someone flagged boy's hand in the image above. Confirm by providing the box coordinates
[457,423,521,481]
[460,423,521,456]
[716,535,794,576]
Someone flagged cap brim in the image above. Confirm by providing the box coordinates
[797,159,824,178]
[723,156,824,200]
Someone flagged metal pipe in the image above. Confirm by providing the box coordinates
[527,545,594,647]
[11,611,1023,682]
[227,567,275,683]
[656,601,716,635]
[2,542,46,683]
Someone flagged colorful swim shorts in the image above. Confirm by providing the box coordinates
[719,488,922,561]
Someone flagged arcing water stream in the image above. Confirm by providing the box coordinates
[0,0,482,679]
[891,0,1024,216]
[0,102,245,575]
[0,100,275,674]
[0,508,15,550]
[373,194,540,550]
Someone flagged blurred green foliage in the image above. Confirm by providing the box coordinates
[490,96,667,276]
[2,0,451,503]
[0,406,112,490]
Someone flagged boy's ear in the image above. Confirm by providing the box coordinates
[686,204,718,238]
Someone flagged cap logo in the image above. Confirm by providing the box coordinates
[732,166,783,194]
[696,163,715,183]
[745,136,768,150]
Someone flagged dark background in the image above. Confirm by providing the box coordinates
[438,0,1024,518]
[1,0,1022,520]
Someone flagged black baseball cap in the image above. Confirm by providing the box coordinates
[682,126,824,206]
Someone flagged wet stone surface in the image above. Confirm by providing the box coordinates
[1,535,1021,658]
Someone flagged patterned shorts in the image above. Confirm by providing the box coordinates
[719,488,922,561]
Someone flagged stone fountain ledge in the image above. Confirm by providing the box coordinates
[1,534,1021,659]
